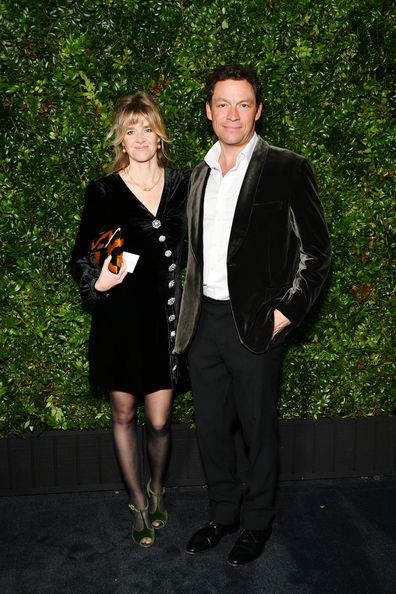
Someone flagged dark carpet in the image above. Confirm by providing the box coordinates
[1,478,395,593]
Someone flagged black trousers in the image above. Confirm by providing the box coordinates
[188,297,288,530]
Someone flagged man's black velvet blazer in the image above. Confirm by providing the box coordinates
[175,136,332,354]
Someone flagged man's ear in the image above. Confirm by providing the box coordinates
[205,101,213,121]
[255,102,263,121]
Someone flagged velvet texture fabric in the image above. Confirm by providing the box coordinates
[175,137,332,355]
[70,167,189,396]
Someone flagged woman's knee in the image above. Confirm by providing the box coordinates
[110,395,137,426]
[146,415,171,436]
[112,406,136,426]
[113,410,136,426]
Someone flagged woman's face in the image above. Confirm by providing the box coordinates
[122,116,160,165]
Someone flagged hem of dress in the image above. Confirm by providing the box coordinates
[92,381,173,398]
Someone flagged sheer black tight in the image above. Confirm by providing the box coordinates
[110,390,172,510]
[145,401,171,494]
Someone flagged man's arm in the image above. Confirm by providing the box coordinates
[275,158,332,327]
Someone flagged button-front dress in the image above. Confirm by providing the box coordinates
[70,167,189,396]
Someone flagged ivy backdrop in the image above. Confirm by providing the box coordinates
[1,0,395,437]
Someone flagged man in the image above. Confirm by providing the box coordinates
[175,64,331,566]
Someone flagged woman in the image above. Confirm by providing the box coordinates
[70,93,189,547]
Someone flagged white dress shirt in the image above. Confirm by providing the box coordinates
[203,133,258,300]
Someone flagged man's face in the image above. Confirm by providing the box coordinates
[206,79,262,148]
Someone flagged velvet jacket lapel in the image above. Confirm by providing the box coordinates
[227,137,269,261]
[190,137,270,266]
[189,162,210,267]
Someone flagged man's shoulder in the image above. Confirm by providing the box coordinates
[259,137,307,165]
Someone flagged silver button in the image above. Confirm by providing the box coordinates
[170,330,176,337]
[164,250,172,257]
[168,280,175,288]
[168,297,175,305]
[168,314,176,322]
[168,263,176,271]
[158,235,166,242]
[152,219,161,229]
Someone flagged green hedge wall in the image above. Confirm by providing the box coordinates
[1,0,394,436]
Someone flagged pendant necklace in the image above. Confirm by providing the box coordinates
[126,168,162,192]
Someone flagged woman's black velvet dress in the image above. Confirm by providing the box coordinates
[70,167,189,396]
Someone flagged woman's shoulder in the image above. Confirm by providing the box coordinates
[84,172,120,198]
[166,166,192,185]
[89,172,120,188]
[166,165,192,175]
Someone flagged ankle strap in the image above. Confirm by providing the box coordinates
[147,480,165,497]
[128,502,148,514]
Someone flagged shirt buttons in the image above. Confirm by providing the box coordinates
[158,235,166,242]
[168,263,176,272]
[168,280,175,288]
[168,314,176,322]
[164,250,172,257]
[170,330,176,337]
[168,297,175,305]
[152,219,161,229]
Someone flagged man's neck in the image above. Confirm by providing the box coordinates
[217,135,255,176]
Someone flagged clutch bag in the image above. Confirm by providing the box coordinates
[89,227,124,274]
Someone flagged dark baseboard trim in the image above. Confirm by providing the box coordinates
[0,416,395,495]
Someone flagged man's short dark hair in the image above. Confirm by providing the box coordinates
[204,64,262,106]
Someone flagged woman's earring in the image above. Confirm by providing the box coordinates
[122,145,126,153]
[157,140,161,150]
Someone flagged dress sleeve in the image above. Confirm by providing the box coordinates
[69,181,110,302]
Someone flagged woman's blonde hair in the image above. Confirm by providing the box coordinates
[106,93,170,173]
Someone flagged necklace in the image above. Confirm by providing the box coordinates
[126,168,162,192]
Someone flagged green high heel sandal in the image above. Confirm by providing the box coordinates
[147,481,168,529]
[128,502,155,547]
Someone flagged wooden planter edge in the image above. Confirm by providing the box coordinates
[0,416,395,495]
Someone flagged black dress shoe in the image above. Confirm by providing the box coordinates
[186,521,239,554]
[228,526,272,566]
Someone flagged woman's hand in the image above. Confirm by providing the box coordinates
[94,256,128,292]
